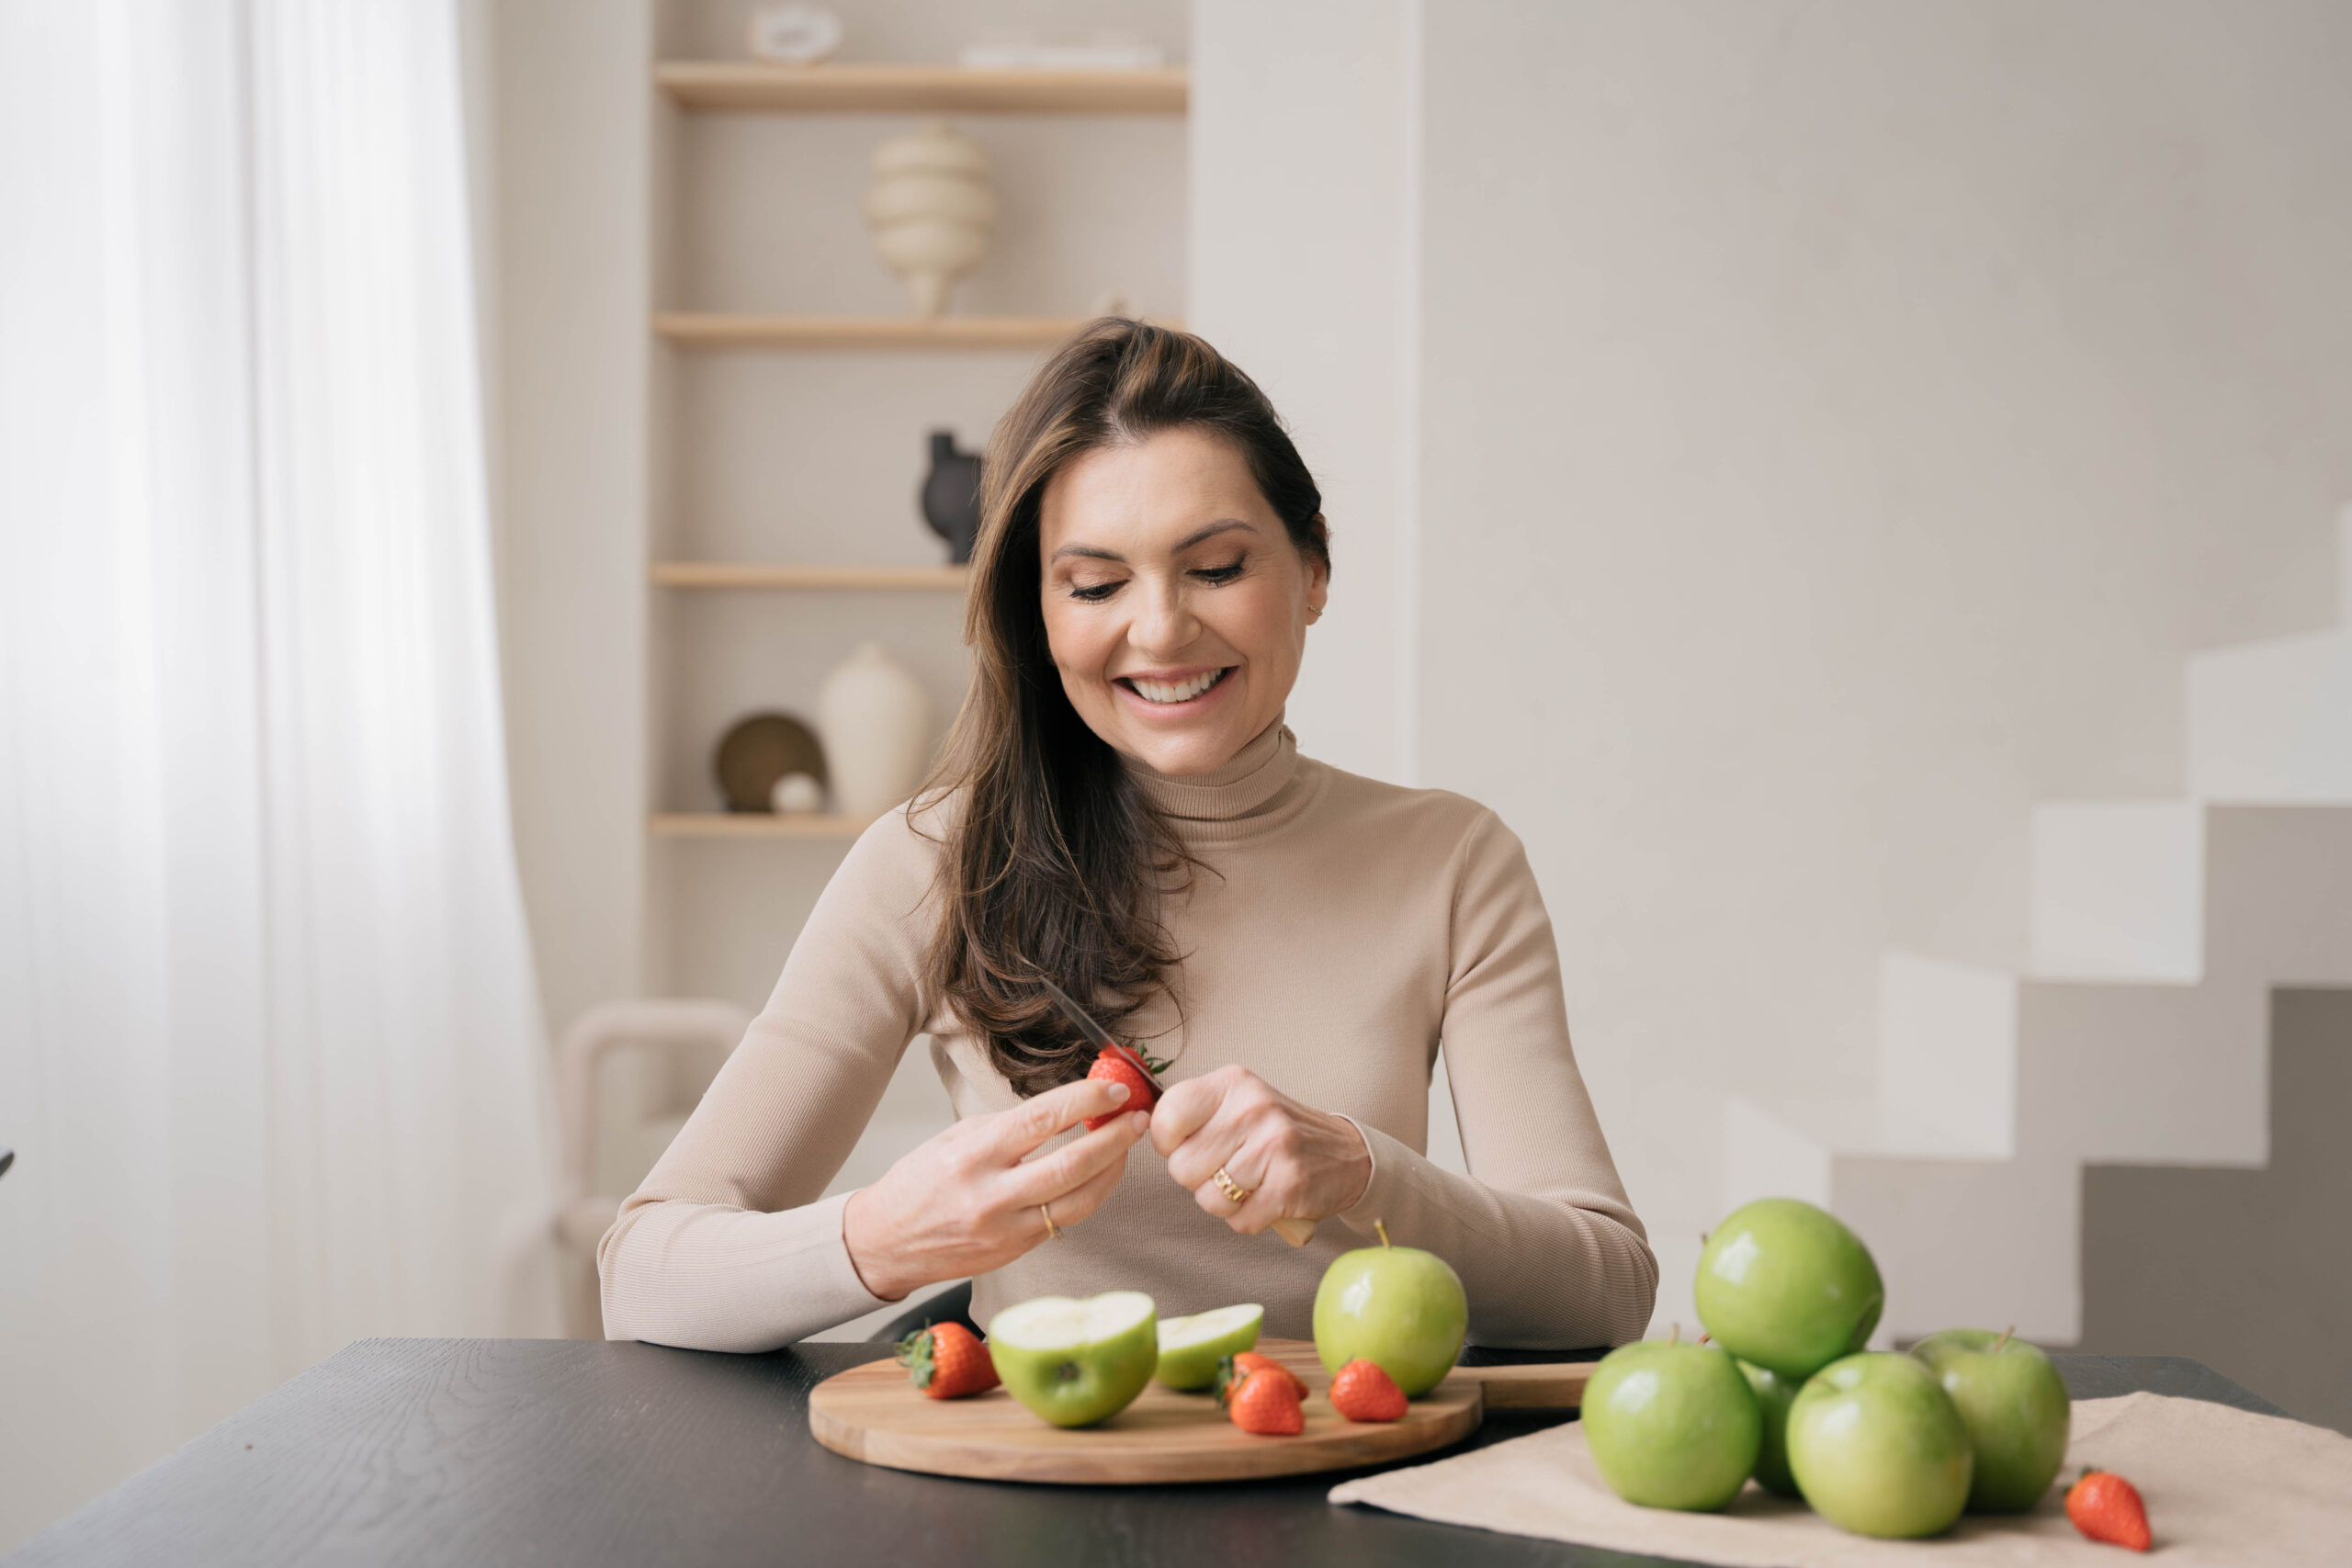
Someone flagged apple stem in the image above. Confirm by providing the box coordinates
[1668,1321,1680,1346]
[1375,1219,1392,1250]
[1994,1325,2014,1355]
[1697,1332,1712,1346]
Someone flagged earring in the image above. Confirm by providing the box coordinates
[1307,605,1323,624]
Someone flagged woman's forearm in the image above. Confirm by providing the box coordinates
[598,1191,887,1353]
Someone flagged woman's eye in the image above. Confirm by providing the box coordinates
[1068,581,1122,603]
[1193,559,1246,584]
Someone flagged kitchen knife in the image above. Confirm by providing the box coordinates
[1037,976,1317,1249]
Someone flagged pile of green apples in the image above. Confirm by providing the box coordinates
[1584,1197,2072,1540]
[985,1224,1472,1427]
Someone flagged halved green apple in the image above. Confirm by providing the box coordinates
[1154,1303,1265,1390]
[987,1292,1159,1427]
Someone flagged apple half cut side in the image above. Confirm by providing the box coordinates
[987,1291,1159,1428]
[1154,1303,1265,1390]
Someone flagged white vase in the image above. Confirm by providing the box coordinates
[863,121,994,316]
[818,642,933,818]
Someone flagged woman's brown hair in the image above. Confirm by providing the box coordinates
[920,318,1330,1096]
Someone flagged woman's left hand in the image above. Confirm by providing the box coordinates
[1149,1065,1374,1235]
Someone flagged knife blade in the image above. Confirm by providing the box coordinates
[1037,975,1165,1094]
[1036,975,1316,1249]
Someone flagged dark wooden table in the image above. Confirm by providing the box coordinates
[8,1340,2285,1567]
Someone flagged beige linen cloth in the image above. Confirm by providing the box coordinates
[1329,1393,2351,1565]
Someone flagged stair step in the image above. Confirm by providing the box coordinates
[1725,807,2352,1344]
[2187,505,2352,803]
[2030,802,2203,981]
[1878,953,2015,1156]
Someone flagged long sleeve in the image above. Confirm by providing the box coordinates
[1333,810,1658,1348]
[596,812,940,1351]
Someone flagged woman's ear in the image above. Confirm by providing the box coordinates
[1305,554,1330,625]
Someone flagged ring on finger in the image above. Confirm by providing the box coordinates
[1211,1165,1255,1204]
[1040,1202,1063,1241]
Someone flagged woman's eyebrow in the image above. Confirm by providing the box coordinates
[1048,519,1261,564]
[1173,519,1260,551]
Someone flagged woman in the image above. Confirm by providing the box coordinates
[601,321,1657,1352]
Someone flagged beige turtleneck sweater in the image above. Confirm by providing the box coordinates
[600,723,1657,1352]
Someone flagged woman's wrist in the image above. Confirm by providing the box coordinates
[841,1187,914,1303]
[1323,1110,1374,1214]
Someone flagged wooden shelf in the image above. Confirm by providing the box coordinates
[651,813,876,840]
[655,62,1188,116]
[651,561,968,592]
[654,312,1093,351]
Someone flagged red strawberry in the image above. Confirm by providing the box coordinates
[1227,1368,1306,1436]
[896,1323,1000,1400]
[1329,1359,1408,1423]
[2065,1469,2152,1551]
[1216,1351,1308,1404]
[1082,1045,1166,1131]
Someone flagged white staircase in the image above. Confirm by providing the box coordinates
[1724,508,2352,1343]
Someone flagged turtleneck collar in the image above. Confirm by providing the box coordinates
[1125,716,1316,847]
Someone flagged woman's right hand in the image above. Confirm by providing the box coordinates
[841,1077,1149,1303]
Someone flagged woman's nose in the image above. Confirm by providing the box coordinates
[1127,580,1201,659]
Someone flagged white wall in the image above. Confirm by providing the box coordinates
[1409,0,2352,1326]
[1191,0,1418,783]
[490,0,655,1043]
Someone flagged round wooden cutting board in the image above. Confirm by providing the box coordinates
[808,1337,1589,1486]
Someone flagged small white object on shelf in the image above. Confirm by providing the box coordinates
[819,642,933,818]
[746,4,842,66]
[864,121,995,317]
[770,771,826,815]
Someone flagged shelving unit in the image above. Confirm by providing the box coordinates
[655,62,1187,116]
[639,28,1185,1022]
[653,312,1096,351]
[650,561,967,592]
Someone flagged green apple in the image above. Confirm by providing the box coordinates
[1313,1221,1467,1396]
[1910,1327,2071,1513]
[1736,1359,1802,1497]
[1153,1303,1265,1391]
[1582,1331,1762,1512]
[1695,1197,1884,1380]
[1787,1351,1973,1539]
[986,1292,1159,1427]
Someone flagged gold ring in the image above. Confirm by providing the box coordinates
[1040,1203,1063,1241]
[1212,1166,1254,1204]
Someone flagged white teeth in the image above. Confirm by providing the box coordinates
[1127,669,1226,705]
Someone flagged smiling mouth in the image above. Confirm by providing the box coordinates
[1117,668,1232,705]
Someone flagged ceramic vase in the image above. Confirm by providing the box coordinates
[921,430,984,562]
[863,121,994,316]
[818,642,933,818]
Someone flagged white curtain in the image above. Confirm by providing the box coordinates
[0,0,555,1547]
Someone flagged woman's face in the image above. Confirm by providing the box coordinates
[1037,426,1328,777]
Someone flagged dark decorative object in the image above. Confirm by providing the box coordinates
[921,430,983,563]
[714,713,826,813]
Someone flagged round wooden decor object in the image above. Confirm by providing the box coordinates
[809,1338,1491,1486]
[713,711,825,812]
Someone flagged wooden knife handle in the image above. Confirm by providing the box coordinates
[1433,1360,1593,1411]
